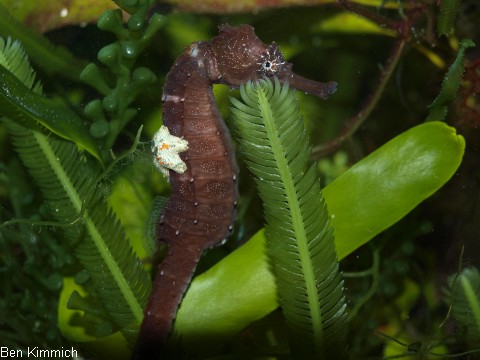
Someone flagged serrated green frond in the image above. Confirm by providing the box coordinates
[0,65,101,162]
[426,39,475,122]
[231,77,348,359]
[1,38,150,338]
[0,36,101,161]
[445,267,480,346]
[0,37,42,94]
[6,121,151,335]
[437,0,461,38]
[144,196,169,257]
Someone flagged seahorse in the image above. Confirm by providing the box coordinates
[134,24,337,358]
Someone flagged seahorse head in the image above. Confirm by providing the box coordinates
[209,25,288,83]
[209,24,337,100]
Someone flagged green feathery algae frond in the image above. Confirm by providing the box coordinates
[1,36,150,339]
[230,77,348,359]
[445,267,480,347]
[0,37,101,161]
[0,37,42,93]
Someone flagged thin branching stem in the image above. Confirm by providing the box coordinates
[346,246,380,319]
[312,37,407,159]
[313,1,432,159]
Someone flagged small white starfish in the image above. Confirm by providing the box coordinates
[152,125,189,178]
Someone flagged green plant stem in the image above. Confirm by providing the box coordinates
[439,246,464,329]
[346,246,380,319]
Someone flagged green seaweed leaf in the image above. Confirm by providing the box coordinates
[6,121,150,338]
[325,121,465,259]
[426,39,475,122]
[1,36,150,340]
[229,78,348,358]
[174,121,464,352]
[0,37,100,161]
[0,65,101,161]
[437,0,461,37]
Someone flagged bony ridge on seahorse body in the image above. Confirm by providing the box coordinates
[134,24,337,359]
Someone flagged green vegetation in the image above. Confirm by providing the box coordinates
[1,0,479,358]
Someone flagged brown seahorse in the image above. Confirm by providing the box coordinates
[134,24,337,358]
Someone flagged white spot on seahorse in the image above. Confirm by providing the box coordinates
[152,125,189,178]
[162,94,183,103]
[190,44,199,57]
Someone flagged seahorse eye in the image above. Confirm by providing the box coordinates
[262,58,280,76]
[258,42,287,77]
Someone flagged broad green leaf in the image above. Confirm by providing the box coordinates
[58,277,102,343]
[58,277,130,360]
[326,121,464,259]
[174,229,276,349]
[108,171,154,261]
[140,0,398,14]
[0,66,101,161]
[312,12,395,37]
[175,121,464,350]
